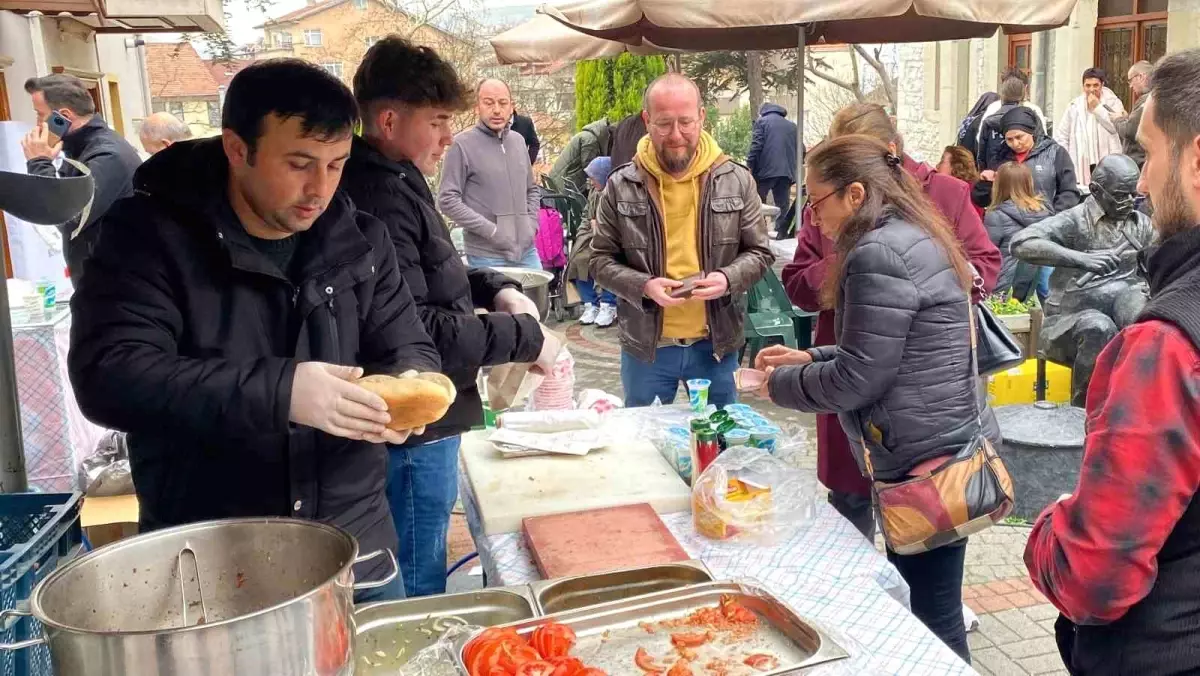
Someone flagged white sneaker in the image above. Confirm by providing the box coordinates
[579,303,598,324]
[595,303,617,327]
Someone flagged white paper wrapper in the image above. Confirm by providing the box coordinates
[497,409,602,433]
[488,428,610,457]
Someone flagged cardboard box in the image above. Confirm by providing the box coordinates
[81,494,140,549]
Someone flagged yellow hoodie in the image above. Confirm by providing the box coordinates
[636,131,724,340]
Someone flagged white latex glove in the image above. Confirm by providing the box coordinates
[494,287,540,321]
[531,325,563,376]
[288,362,391,440]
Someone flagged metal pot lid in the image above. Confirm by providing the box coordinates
[30,517,360,636]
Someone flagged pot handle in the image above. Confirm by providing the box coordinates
[351,548,399,591]
[0,608,45,651]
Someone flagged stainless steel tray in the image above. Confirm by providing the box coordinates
[458,582,849,675]
[531,560,714,615]
[355,586,537,674]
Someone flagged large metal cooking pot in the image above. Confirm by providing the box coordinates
[0,518,397,676]
[493,267,555,319]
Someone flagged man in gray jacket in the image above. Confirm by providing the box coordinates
[438,78,542,269]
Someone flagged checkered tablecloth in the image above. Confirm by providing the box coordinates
[11,306,107,492]
[461,458,977,675]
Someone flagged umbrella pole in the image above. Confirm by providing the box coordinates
[0,237,28,493]
[795,24,806,189]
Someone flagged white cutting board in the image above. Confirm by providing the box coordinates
[461,430,693,535]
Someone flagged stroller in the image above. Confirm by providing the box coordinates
[536,175,588,323]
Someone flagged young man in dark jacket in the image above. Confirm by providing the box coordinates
[343,38,559,597]
[68,59,440,603]
[747,102,798,237]
[1026,48,1200,675]
[21,73,141,285]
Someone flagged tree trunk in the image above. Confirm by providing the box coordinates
[747,51,764,119]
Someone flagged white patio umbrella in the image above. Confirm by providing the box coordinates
[539,0,1080,183]
[490,14,668,66]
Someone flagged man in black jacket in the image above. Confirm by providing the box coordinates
[747,102,798,237]
[344,37,559,597]
[68,59,440,603]
[21,74,141,285]
[511,107,541,166]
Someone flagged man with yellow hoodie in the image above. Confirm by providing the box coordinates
[592,73,774,406]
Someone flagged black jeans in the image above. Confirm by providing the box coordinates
[756,176,793,237]
[888,540,971,664]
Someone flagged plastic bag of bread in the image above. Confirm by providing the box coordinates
[692,446,818,544]
[355,371,457,431]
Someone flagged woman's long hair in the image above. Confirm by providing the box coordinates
[806,135,973,307]
[989,162,1045,212]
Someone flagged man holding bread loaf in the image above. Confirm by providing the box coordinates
[343,37,561,597]
[68,59,444,603]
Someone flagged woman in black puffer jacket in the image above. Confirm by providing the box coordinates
[757,135,1000,665]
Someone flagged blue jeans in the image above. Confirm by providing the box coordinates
[574,278,615,305]
[1036,266,1053,302]
[467,248,542,270]
[386,435,461,598]
[620,339,739,408]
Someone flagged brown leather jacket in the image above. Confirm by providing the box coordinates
[590,155,774,362]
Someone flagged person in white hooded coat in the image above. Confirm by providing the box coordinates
[1053,67,1126,188]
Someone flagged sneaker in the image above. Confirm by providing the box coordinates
[595,303,617,328]
[579,303,598,324]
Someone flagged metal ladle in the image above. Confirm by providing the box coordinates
[177,545,209,628]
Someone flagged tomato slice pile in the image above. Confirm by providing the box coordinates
[464,623,605,676]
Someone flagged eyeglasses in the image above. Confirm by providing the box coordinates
[804,186,845,211]
[650,118,699,134]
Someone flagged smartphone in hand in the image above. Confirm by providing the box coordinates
[668,273,703,299]
[46,111,70,145]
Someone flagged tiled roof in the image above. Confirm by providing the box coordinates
[258,0,346,27]
[204,58,252,89]
[146,42,220,99]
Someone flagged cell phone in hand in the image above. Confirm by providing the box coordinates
[668,273,703,299]
[46,112,70,145]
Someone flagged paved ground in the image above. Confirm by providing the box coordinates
[447,317,1067,675]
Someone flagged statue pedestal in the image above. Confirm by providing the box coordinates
[996,402,1086,521]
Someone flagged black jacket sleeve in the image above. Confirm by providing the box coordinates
[385,203,544,378]
[356,214,441,376]
[468,267,519,309]
[1052,148,1082,214]
[68,200,295,443]
[747,119,765,177]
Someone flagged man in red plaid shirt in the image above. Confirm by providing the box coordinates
[1025,48,1200,676]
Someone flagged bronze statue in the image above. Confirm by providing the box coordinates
[1010,154,1154,406]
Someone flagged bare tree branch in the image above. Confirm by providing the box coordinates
[853,44,896,112]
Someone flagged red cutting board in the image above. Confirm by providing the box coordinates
[523,503,690,579]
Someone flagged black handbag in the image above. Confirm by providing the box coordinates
[971,269,1025,376]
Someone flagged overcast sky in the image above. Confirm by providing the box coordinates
[216,0,537,45]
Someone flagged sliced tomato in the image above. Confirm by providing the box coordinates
[576,669,609,676]
[530,622,577,659]
[515,660,558,676]
[548,656,586,676]
[666,659,693,676]
[465,628,524,667]
[485,669,509,676]
[719,597,756,624]
[634,647,663,672]
[499,643,542,673]
[743,654,779,671]
[669,632,712,649]
[469,640,511,676]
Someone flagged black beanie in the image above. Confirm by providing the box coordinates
[1001,106,1039,136]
